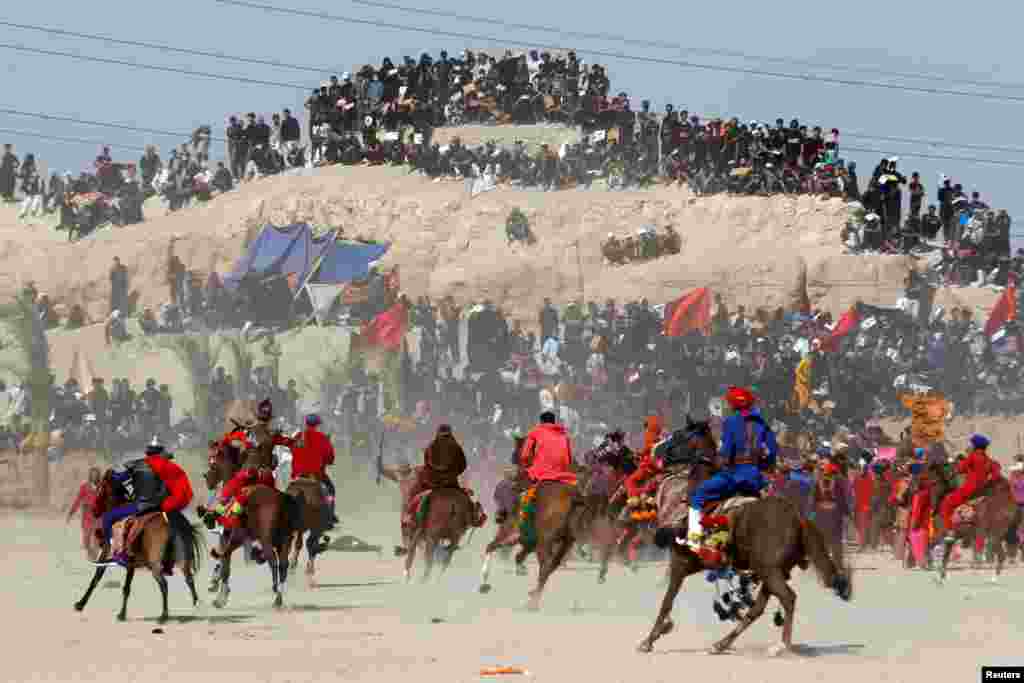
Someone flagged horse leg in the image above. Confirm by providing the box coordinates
[711,583,771,654]
[403,530,420,583]
[74,566,107,612]
[268,545,283,609]
[117,566,135,622]
[212,543,237,609]
[513,545,531,575]
[637,551,687,653]
[992,533,1005,583]
[152,567,170,624]
[526,542,551,612]
[421,538,437,583]
[938,535,956,583]
[479,547,496,594]
[762,570,798,656]
[184,564,200,608]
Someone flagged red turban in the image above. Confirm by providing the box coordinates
[724,386,756,411]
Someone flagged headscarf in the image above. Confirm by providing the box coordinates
[724,386,756,411]
[970,434,990,450]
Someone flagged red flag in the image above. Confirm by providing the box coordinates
[821,305,861,352]
[361,302,408,351]
[985,280,1017,337]
[285,272,299,292]
[663,288,711,337]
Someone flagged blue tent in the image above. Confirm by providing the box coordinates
[223,223,334,292]
[307,239,390,285]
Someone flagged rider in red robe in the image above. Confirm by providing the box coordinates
[939,434,999,540]
[623,415,664,499]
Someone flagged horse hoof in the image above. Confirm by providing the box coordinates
[157,615,168,625]
[207,583,220,594]
[636,640,653,654]
[479,584,492,594]
[212,599,226,610]
[116,613,127,622]
[597,574,606,585]
[74,602,85,612]
[273,595,284,609]
[515,565,527,577]
[658,619,675,637]
[767,643,790,658]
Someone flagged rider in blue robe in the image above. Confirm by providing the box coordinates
[688,387,777,562]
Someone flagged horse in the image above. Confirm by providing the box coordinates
[74,470,203,623]
[928,463,1022,583]
[202,444,303,609]
[403,486,476,583]
[637,418,854,655]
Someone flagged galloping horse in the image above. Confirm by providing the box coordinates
[638,417,854,655]
[928,463,1021,582]
[403,486,476,583]
[203,444,302,609]
[74,470,203,623]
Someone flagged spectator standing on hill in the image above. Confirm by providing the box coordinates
[0,144,17,201]
[109,256,129,315]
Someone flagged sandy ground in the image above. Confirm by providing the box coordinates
[6,503,1022,683]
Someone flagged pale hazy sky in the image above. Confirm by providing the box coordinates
[3,0,1021,242]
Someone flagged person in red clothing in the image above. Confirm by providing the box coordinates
[853,462,875,549]
[908,468,934,568]
[520,412,576,486]
[67,467,101,557]
[290,414,337,527]
[939,434,1000,542]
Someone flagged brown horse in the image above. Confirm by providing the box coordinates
[202,445,303,609]
[635,418,853,655]
[929,463,1022,583]
[638,497,853,655]
[403,487,476,583]
[74,470,203,623]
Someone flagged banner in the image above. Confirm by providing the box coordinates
[899,394,948,448]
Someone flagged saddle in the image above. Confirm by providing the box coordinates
[111,512,162,560]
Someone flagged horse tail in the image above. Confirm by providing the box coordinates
[800,517,853,602]
[167,510,204,572]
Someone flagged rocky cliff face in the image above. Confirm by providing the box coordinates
[0,162,995,330]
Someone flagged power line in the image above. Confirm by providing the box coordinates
[212,0,1024,105]
[0,107,225,142]
[351,0,1024,93]
[0,20,333,74]
[0,128,146,153]
[3,20,1024,156]
[0,42,308,90]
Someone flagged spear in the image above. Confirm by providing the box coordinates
[376,429,385,486]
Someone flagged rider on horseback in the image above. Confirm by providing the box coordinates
[396,424,469,555]
[200,398,294,529]
[939,434,1001,542]
[98,436,194,566]
[290,414,337,525]
[687,386,777,566]
[521,412,576,487]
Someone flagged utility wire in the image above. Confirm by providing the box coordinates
[212,0,1024,104]
[350,0,1024,92]
[0,42,308,90]
[0,127,146,153]
[3,20,1024,154]
[0,20,333,74]
[0,107,225,142]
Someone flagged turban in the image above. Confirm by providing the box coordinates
[305,414,322,426]
[970,434,990,450]
[724,386,756,411]
[822,462,839,476]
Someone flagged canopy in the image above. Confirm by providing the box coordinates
[223,223,335,292]
[307,239,390,286]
